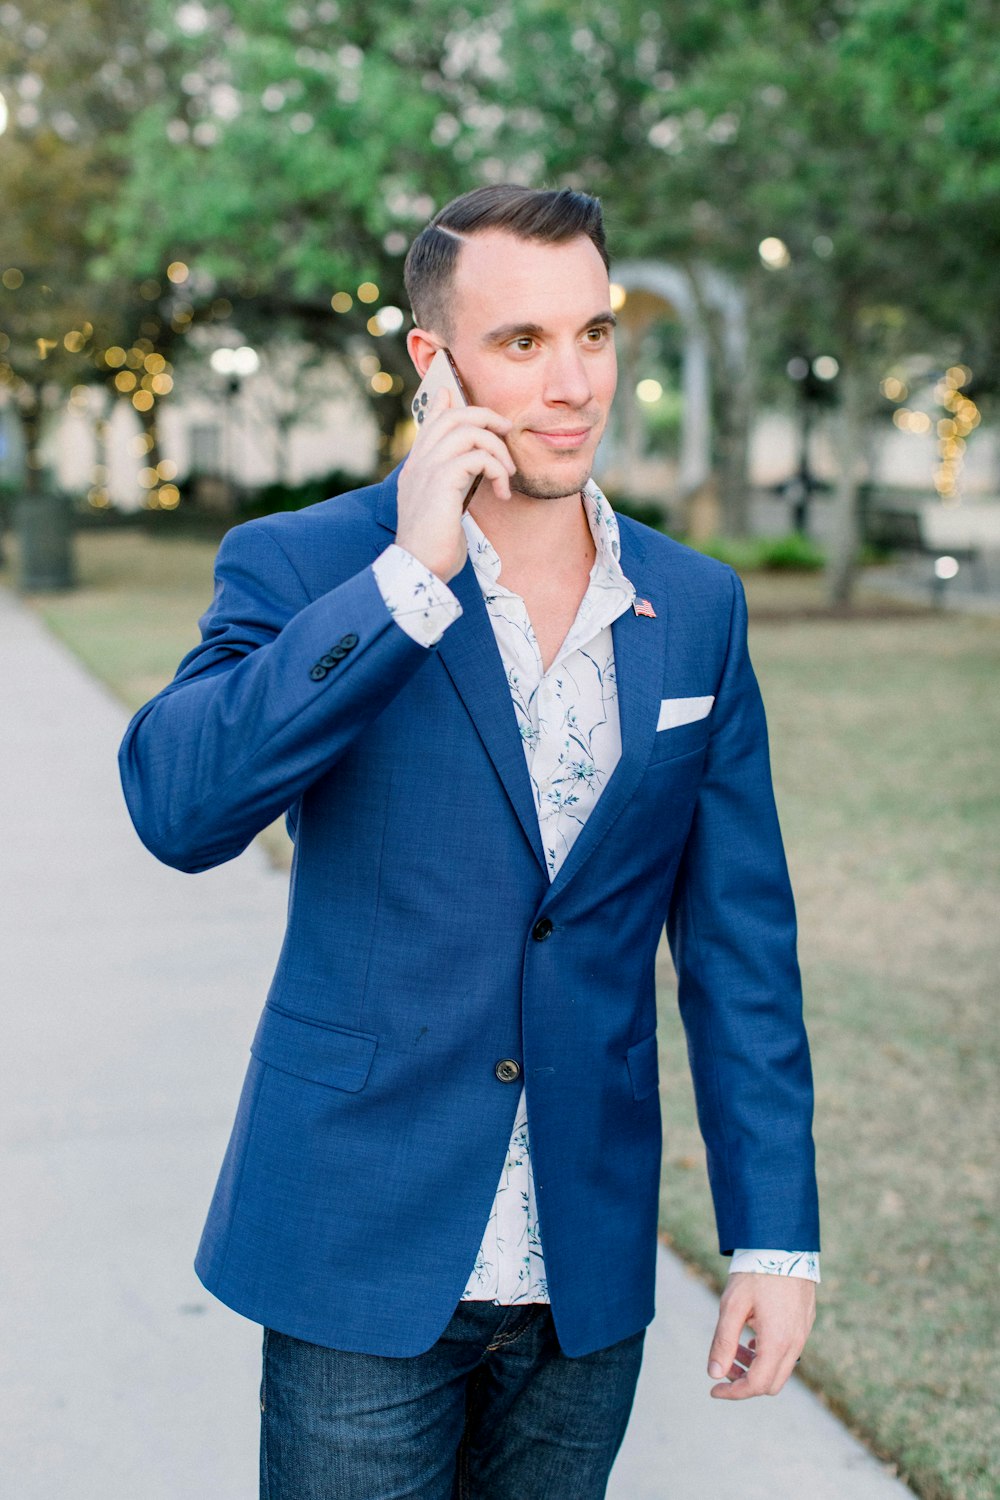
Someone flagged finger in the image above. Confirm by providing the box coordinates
[720,1341,756,1384]
[427,417,516,461]
[424,401,513,437]
[707,1288,751,1382]
[428,429,516,482]
[457,452,513,500]
[711,1337,788,1400]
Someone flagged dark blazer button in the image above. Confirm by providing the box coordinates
[309,664,327,682]
[320,653,337,669]
[329,644,347,660]
[532,918,553,942]
[495,1059,521,1083]
[340,633,359,648]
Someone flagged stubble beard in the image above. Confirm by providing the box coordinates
[508,460,593,502]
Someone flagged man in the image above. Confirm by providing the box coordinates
[119,185,820,1499]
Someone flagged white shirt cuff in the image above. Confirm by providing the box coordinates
[729,1249,820,1282]
[371,544,462,648]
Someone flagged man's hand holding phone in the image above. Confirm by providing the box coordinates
[396,369,515,585]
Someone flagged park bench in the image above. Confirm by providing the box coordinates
[864,497,1000,603]
[918,500,1000,599]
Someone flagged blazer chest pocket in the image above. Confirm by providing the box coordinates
[648,695,714,766]
[626,1033,660,1102]
[251,1004,378,1093]
[648,719,710,767]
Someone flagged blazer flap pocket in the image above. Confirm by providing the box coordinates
[626,1032,659,1102]
[251,1005,378,1093]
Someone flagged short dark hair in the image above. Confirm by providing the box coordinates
[404,184,609,337]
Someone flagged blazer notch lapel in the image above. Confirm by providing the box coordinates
[542,552,667,906]
[435,560,548,875]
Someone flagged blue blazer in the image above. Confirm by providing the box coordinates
[119,467,819,1359]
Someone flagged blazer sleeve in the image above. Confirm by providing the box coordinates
[665,570,820,1255]
[118,520,431,874]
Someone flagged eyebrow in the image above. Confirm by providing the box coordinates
[481,311,618,347]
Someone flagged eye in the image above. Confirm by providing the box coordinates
[585,325,611,344]
[509,336,536,353]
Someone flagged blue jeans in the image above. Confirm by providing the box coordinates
[259,1302,645,1499]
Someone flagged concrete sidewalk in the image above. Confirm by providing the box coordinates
[0,585,913,1498]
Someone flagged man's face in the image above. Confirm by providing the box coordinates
[435,229,618,501]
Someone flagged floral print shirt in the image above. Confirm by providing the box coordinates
[372,481,819,1296]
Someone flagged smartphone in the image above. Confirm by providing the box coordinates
[410,348,484,509]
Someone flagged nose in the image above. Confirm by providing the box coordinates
[543,342,593,409]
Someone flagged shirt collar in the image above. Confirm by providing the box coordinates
[461,478,635,600]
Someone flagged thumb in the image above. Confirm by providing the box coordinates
[708,1289,750,1379]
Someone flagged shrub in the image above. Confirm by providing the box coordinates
[237,470,374,520]
[685,532,826,571]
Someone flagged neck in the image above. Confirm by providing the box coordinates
[468,483,594,575]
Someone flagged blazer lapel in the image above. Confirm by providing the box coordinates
[436,562,548,873]
[541,521,666,908]
[375,468,547,875]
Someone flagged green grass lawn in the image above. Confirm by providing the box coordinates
[659,590,1000,1500]
[5,526,998,1499]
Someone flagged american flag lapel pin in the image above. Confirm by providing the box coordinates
[633,597,656,619]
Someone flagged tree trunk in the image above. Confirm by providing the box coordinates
[139,404,163,505]
[273,418,294,486]
[825,356,865,608]
[18,384,45,496]
[14,383,76,590]
[714,369,753,537]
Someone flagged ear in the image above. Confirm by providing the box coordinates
[407,327,444,379]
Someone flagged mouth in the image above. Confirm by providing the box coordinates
[525,427,594,451]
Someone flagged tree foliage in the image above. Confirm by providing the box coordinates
[5,0,999,570]
[0,1,192,494]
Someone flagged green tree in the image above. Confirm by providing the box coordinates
[96,0,517,464]
[0,0,192,507]
[642,0,1000,599]
[466,0,1000,596]
[97,0,1000,592]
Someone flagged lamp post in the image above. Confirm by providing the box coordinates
[783,353,839,534]
[14,382,76,592]
[209,344,259,509]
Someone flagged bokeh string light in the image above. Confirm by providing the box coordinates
[4,242,433,510]
[932,367,979,501]
[881,365,979,502]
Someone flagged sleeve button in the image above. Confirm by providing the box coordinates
[309,664,327,682]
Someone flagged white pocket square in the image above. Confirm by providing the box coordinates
[657,695,715,731]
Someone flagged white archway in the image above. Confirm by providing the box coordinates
[601,260,745,503]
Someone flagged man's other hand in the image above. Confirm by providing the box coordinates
[706,1272,816,1399]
